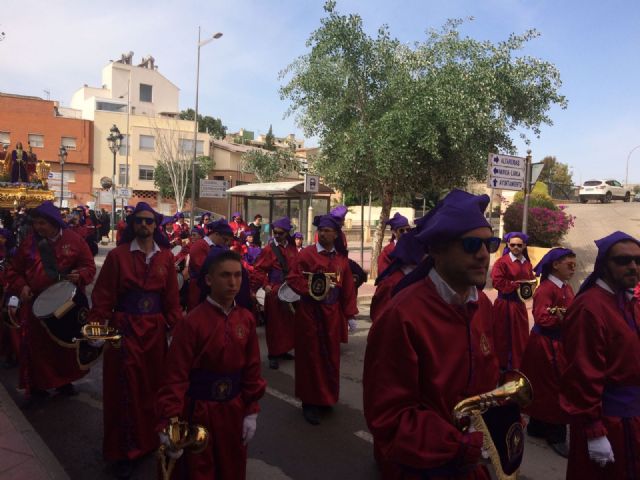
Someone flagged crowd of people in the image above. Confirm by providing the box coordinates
[0,189,637,480]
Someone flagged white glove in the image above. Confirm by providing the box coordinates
[242,413,258,445]
[159,432,183,459]
[166,333,173,347]
[7,296,19,308]
[588,436,615,467]
[87,339,105,348]
[348,318,357,333]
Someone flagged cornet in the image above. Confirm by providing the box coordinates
[73,323,122,348]
[157,418,209,480]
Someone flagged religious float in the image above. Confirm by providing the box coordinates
[0,146,55,208]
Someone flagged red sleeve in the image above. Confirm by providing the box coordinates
[377,243,393,274]
[364,312,483,470]
[189,241,208,276]
[240,312,267,416]
[532,283,561,329]
[88,249,121,325]
[285,251,310,297]
[71,233,97,287]
[161,252,183,329]
[340,256,359,319]
[491,257,518,293]
[560,301,608,438]
[251,248,274,291]
[4,239,30,294]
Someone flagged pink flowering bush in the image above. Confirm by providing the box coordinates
[503,202,575,247]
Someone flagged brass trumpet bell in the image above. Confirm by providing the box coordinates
[165,420,209,453]
[73,323,122,347]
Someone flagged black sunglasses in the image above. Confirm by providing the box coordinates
[273,229,287,235]
[460,236,501,254]
[396,227,412,234]
[609,255,640,266]
[509,243,524,248]
[134,217,155,225]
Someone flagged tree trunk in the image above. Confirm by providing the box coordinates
[370,187,393,279]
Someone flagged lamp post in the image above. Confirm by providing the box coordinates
[191,28,223,223]
[58,145,67,208]
[625,144,640,187]
[107,124,123,242]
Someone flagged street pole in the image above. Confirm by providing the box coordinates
[625,144,640,187]
[58,145,67,208]
[360,193,364,269]
[522,150,532,234]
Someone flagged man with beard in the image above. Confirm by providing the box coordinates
[377,212,411,274]
[560,232,640,479]
[5,201,96,400]
[364,190,503,479]
[89,202,182,478]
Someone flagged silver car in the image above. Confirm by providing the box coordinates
[579,179,631,204]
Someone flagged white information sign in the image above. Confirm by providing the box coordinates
[199,179,228,198]
[304,174,320,193]
[116,187,132,199]
[487,154,526,191]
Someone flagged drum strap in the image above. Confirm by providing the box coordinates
[37,238,62,280]
[270,243,288,277]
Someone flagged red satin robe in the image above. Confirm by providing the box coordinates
[5,230,96,392]
[520,277,574,424]
[0,249,19,362]
[156,300,266,480]
[187,238,213,310]
[490,254,534,369]
[115,219,127,245]
[364,276,499,479]
[370,268,405,324]
[560,284,640,480]
[286,245,358,405]
[251,241,298,357]
[89,243,183,462]
[377,241,395,275]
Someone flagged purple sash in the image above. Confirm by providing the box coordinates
[115,291,162,314]
[532,324,562,340]
[602,385,640,417]
[268,269,284,284]
[187,369,242,402]
[498,291,520,302]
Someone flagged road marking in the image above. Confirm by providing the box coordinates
[266,386,301,408]
[354,430,373,443]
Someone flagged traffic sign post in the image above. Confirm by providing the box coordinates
[487,154,526,191]
[199,179,228,198]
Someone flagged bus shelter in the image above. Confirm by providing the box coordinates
[225,180,334,244]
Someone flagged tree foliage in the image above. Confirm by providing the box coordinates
[179,109,227,139]
[538,155,574,185]
[264,125,276,151]
[240,148,300,183]
[154,155,213,206]
[279,0,567,275]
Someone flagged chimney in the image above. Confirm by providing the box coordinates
[119,51,134,65]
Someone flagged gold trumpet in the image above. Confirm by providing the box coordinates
[453,371,533,480]
[158,418,209,480]
[546,306,567,315]
[73,323,122,348]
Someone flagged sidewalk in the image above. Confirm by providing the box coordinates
[0,377,69,479]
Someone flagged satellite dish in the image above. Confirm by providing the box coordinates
[100,177,113,189]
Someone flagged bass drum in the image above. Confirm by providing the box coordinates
[32,281,101,369]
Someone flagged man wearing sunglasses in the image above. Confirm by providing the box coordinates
[251,217,298,370]
[364,189,504,479]
[377,212,411,275]
[88,202,183,478]
[491,231,535,371]
[560,231,640,478]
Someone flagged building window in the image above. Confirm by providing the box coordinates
[0,131,9,146]
[139,135,155,151]
[118,164,129,185]
[61,137,77,150]
[96,101,126,112]
[179,139,204,154]
[140,84,153,102]
[213,176,225,181]
[118,135,129,156]
[139,165,154,181]
[61,170,76,183]
[28,134,44,148]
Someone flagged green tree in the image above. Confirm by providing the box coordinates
[240,148,300,182]
[264,125,276,151]
[154,155,214,205]
[280,1,567,276]
[179,109,227,139]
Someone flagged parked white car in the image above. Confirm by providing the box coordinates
[579,179,631,203]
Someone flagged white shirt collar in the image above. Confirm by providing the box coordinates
[204,235,214,246]
[316,242,336,254]
[206,296,235,316]
[595,278,634,300]
[509,252,527,264]
[130,238,160,264]
[428,268,479,306]
[272,238,288,248]
[548,274,564,289]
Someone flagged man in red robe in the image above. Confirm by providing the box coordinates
[88,202,183,478]
[156,250,266,480]
[187,219,233,311]
[560,231,640,479]
[286,214,358,425]
[251,216,298,370]
[0,228,19,367]
[5,201,96,399]
[377,212,411,275]
[520,247,576,457]
[490,231,535,370]
[115,205,134,245]
[364,190,504,480]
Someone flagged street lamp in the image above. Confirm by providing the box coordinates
[625,144,640,187]
[191,28,223,223]
[107,124,123,242]
[58,145,67,208]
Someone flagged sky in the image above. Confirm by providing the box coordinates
[2,0,640,184]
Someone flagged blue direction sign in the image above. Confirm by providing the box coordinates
[487,153,526,191]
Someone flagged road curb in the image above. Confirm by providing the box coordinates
[0,382,70,479]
